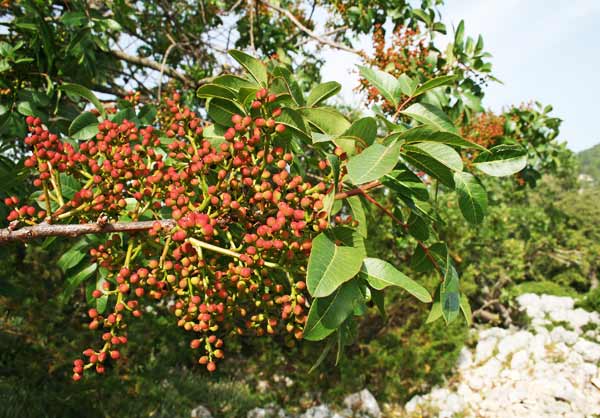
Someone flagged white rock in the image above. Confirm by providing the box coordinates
[475,337,498,363]
[456,347,473,370]
[300,405,344,418]
[403,293,600,418]
[191,405,213,418]
[510,349,530,369]
[573,339,600,362]
[550,327,579,345]
[540,294,574,311]
[342,389,381,418]
[247,405,288,418]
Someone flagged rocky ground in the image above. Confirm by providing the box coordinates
[189,293,600,418]
[403,293,600,417]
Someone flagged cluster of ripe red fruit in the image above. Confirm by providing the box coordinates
[5,87,336,380]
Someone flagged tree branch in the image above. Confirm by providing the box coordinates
[2,182,385,244]
[0,220,176,244]
[110,50,213,87]
[261,1,362,55]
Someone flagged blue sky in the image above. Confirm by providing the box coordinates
[321,1,600,152]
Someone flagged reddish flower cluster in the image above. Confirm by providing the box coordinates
[459,112,505,165]
[359,25,437,113]
[5,88,338,380]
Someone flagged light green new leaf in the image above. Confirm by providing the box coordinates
[229,49,268,86]
[361,257,431,302]
[473,145,528,177]
[69,111,99,140]
[454,172,488,224]
[402,102,458,133]
[306,233,364,298]
[304,280,363,341]
[346,140,401,185]
[306,81,341,107]
[413,75,457,97]
[358,66,402,107]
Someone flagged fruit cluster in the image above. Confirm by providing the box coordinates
[5,89,335,380]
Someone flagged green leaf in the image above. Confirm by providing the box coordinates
[382,168,429,201]
[306,231,364,298]
[69,111,99,140]
[138,104,157,125]
[454,172,488,224]
[57,246,86,271]
[212,74,257,91]
[207,98,245,126]
[413,75,457,97]
[229,50,268,86]
[61,11,88,26]
[396,125,486,151]
[441,257,460,323]
[402,103,457,133]
[347,196,367,238]
[196,84,237,101]
[339,117,377,146]
[402,142,463,188]
[460,293,472,326]
[426,299,443,323]
[59,173,82,200]
[276,107,310,138]
[61,263,98,303]
[361,258,431,302]
[397,74,417,97]
[455,20,465,47]
[408,212,429,241]
[304,280,363,341]
[411,242,447,273]
[59,83,105,116]
[473,145,528,177]
[358,66,402,107]
[347,141,401,185]
[16,101,36,116]
[306,81,341,107]
[300,107,350,136]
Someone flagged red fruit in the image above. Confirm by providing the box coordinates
[251,100,262,109]
[207,361,217,372]
[72,373,81,381]
[110,350,120,360]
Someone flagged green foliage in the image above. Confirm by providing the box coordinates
[578,143,600,184]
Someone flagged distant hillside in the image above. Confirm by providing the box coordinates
[578,143,600,181]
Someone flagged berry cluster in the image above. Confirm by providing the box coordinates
[5,89,336,380]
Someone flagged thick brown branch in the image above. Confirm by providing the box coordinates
[262,1,361,55]
[0,220,176,244]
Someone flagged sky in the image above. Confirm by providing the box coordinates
[320,0,600,152]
